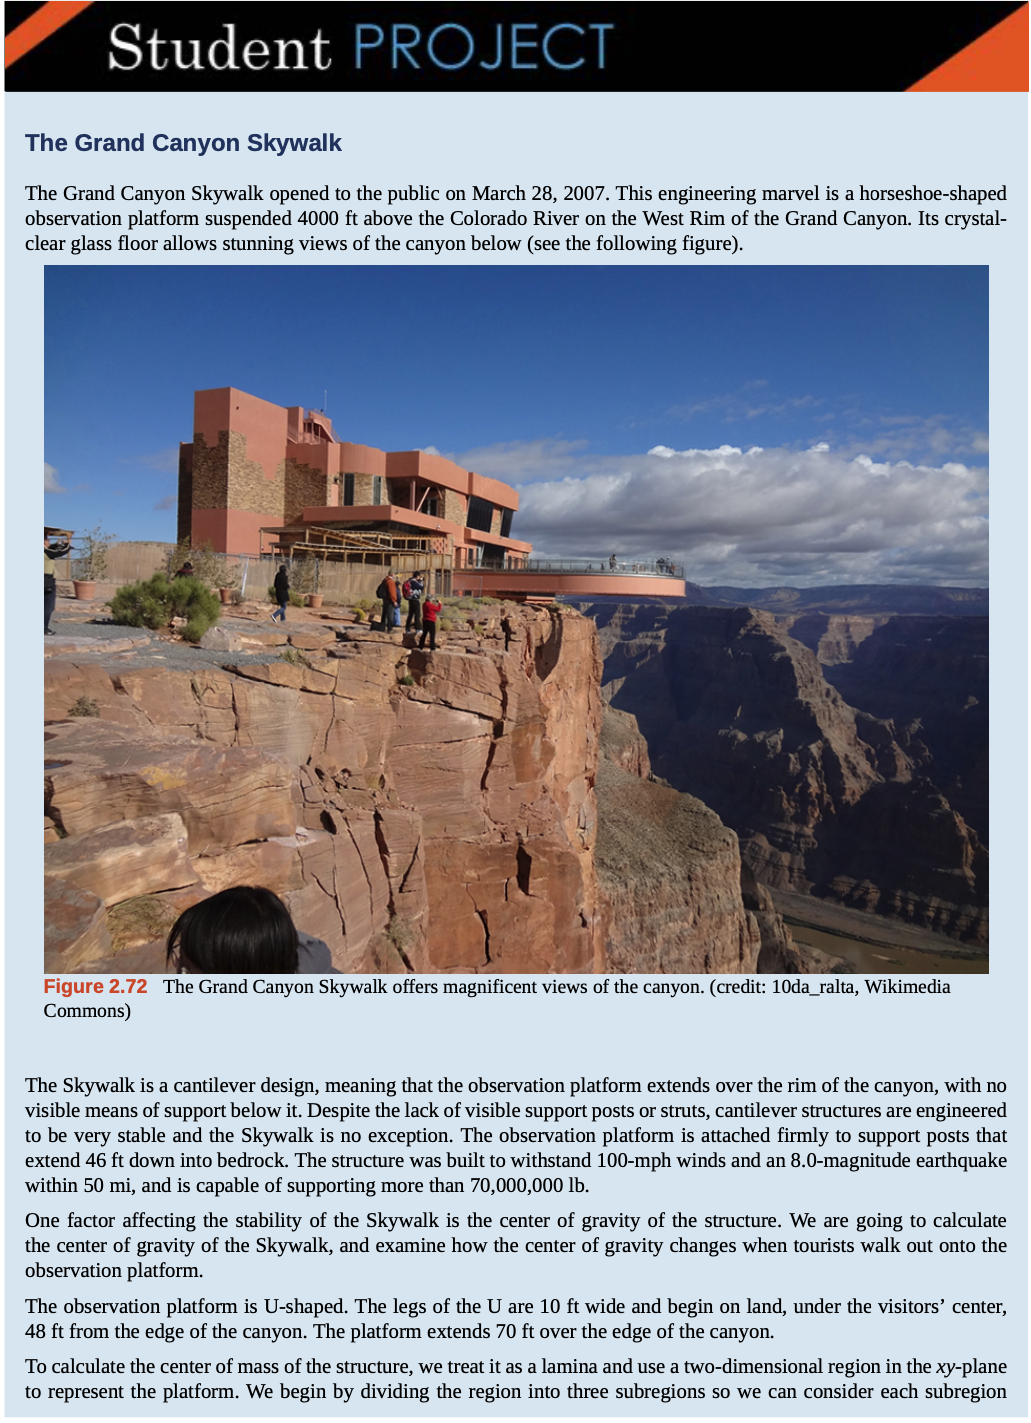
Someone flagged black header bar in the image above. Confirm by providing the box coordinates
[6,2,1026,92]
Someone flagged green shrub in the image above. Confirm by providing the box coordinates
[109,572,220,640]
[280,648,311,668]
[438,618,454,632]
[68,695,100,718]
[181,618,208,644]
[289,591,304,608]
[399,673,415,686]
[355,597,376,612]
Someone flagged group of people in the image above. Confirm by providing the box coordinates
[377,571,443,650]
[266,565,442,649]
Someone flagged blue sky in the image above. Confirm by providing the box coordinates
[45,266,987,585]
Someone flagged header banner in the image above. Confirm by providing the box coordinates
[5,1,1028,92]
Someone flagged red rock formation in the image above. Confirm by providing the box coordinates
[44,606,603,975]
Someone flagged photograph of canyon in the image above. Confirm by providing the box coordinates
[43,266,987,976]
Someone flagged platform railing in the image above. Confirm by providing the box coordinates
[504,558,684,577]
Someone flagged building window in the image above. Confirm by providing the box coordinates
[466,496,494,533]
[500,508,513,539]
[342,473,355,506]
[372,476,383,505]
[424,496,439,518]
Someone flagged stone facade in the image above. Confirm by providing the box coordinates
[283,457,330,521]
[442,488,466,526]
[346,472,383,507]
[190,431,232,512]
[190,430,329,524]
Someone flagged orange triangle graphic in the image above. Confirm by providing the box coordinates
[6,2,93,70]
[910,3,1028,91]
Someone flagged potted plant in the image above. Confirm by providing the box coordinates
[206,551,241,604]
[72,525,114,599]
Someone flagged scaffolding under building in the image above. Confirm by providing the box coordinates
[259,524,454,596]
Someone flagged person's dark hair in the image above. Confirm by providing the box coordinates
[166,886,299,974]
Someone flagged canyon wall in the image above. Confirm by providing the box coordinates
[594,706,811,975]
[825,615,988,843]
[45,607,602,975]
[588,603,987,946]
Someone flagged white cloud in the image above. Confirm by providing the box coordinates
[154,495,177,511]
[479,440,987,587]
[44,462,66,493]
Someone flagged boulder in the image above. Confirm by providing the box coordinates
[45,813,197,907]
[198,625,245,652]
[44,720,296,853]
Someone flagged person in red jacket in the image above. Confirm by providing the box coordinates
[419,594,443,651]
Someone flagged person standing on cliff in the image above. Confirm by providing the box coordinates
[380,570,400,631]
[404,572,425,632]
[419,594,442,651]
[44,531,71,635]
[271,563,290,622]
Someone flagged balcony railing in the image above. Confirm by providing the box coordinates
[502,557,683,578]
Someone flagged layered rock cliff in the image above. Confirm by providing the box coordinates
[593,706,811,974]
[587,603,987,946]
[825,615,988,843]
[44,607,603,974]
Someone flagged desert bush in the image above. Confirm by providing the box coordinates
[181,617,209,644]
[293,558,320,595]
[68,695,100,718]
[170,539,230,588]
[386,914,413,953]
[398,673,415,686]
[438,618,454,632]
[107,896,179,954]
[109,572,220,639]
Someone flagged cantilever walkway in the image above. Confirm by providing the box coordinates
[454,558,685,600]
